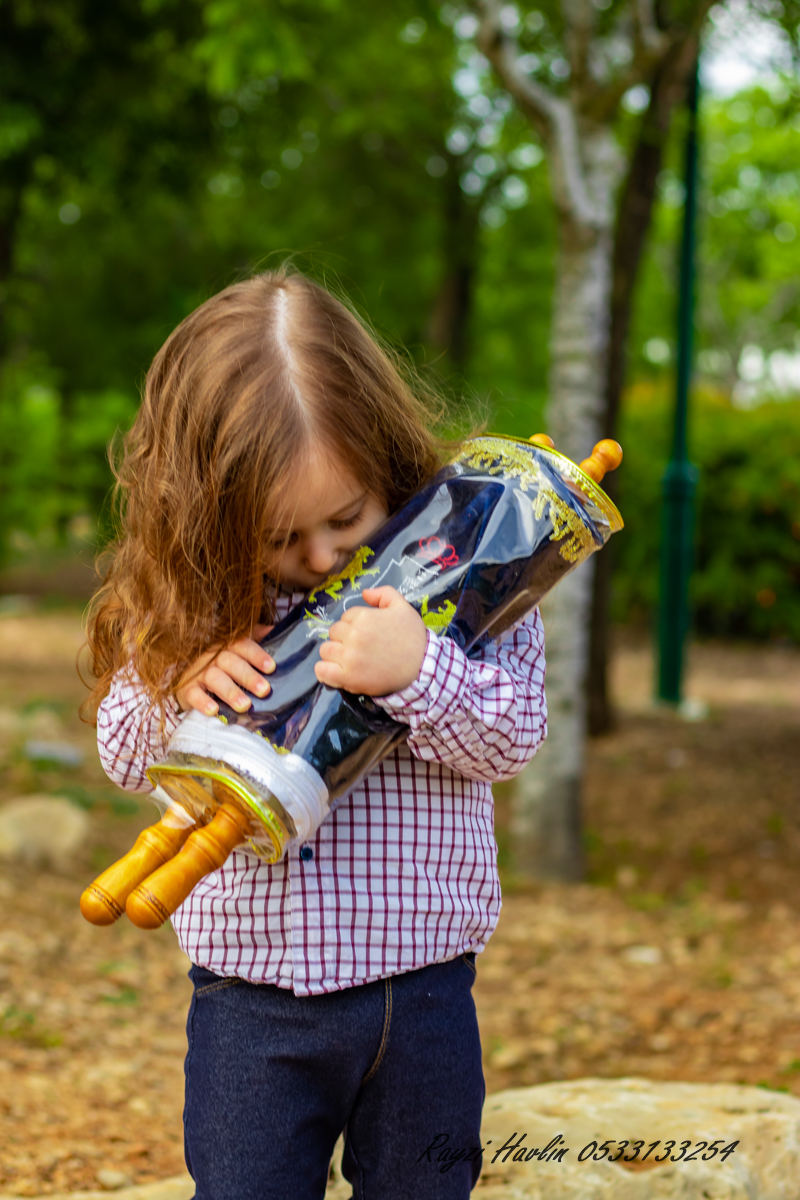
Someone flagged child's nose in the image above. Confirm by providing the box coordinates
[303,536,338,577]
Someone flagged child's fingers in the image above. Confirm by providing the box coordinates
[317,640,372,692]
[251,623,275,649]
[176,682,219,717]
[329,603,383,638]
[229,637,275,674]
[318,638,344,662]
[213,650,271,698]
[314,659,346,689]
[325,619,346,644]
[317,638,359,680]
[215,648,272,696]
[327,611,369,641]
[361,586,401,609]
[174,635,273,715]
[177,647,217,688]
[199,664,253,712]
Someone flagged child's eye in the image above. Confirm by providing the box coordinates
[330,511,362,530]
[265,532,298,550]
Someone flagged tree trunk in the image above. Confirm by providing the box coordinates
[510,210,616,880]
[0,181,25,360]
[428,161,481,375]
[471,0,710,880]
[587,38,699,735]
[586,469,619,735]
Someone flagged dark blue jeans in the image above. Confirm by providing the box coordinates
[184,955,485,1199]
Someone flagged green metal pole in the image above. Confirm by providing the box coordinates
[658,62,700,704]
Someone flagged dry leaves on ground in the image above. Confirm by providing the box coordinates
[0,614,798,1194]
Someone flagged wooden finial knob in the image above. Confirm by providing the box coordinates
[529,432,555,449]
[578,439,623,483]
[80,819,194,926]
[125,803,253,929]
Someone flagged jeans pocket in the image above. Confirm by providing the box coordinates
[191,964,242,996]
[462,951,477,977]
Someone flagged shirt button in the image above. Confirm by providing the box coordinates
[300,845,314,861]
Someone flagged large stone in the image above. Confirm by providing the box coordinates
[3,1080,798,1199]
[0,795,89,870]
[0,1180,193,1200]
[473,1078,800,1198]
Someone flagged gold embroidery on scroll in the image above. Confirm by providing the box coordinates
[307,545,380,602]
[458,438,594,564]
[458,439,541,493]
[420,596,457,634]
[252,731,291,755]
[302,610,334,640]
[532,487,594,563]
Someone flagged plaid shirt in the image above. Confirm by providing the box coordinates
[97,595,546,996]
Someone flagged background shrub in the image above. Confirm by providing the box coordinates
[614,385,800,641]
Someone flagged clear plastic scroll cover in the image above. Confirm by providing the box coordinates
[147,435,623,866]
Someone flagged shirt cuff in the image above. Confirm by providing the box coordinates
[373,632,459,724]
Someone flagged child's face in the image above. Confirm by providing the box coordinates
[263,445,388,590]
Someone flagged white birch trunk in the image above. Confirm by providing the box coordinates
[473,0,704,880]
[510,130,622,880]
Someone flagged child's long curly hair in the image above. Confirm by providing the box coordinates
[83,269,449,721]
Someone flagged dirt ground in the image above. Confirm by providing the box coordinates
[0,610,798,1195]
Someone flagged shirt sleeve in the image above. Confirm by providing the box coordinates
[373,608,547,783]
[97,673,182,793]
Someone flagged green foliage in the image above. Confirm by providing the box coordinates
[0,365,63,543]
[194,0,326,92]
[0,1005,62,1048]
[614,385,800,640]
[0,0,556,566]
[1,0,799,655]
[0,362,137,557]
[618,79,800,645]
[101,987,139,1005]
[630,82,800,398]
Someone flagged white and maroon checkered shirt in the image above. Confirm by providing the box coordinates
[97,594,546,996]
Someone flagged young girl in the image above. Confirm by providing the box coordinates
[86,269,547,1200]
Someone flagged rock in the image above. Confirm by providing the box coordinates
[95,1171,131,1191]
[0,1177,192,1200]
[0,795,89,870]
[615,865,638,889]
[23,740,84,767]
[473,1078,800,1198]
[622,944,663,965]
[4,1081,798,1200]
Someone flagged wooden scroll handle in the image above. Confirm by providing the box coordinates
[530,433,622,483]
[80,818,194,926]
[125,803,253,929]
[578,439,623,483]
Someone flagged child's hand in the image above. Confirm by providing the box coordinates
[315,588,428,696]
[175,625,274,716]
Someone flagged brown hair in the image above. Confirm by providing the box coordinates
[83,268,450,721]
